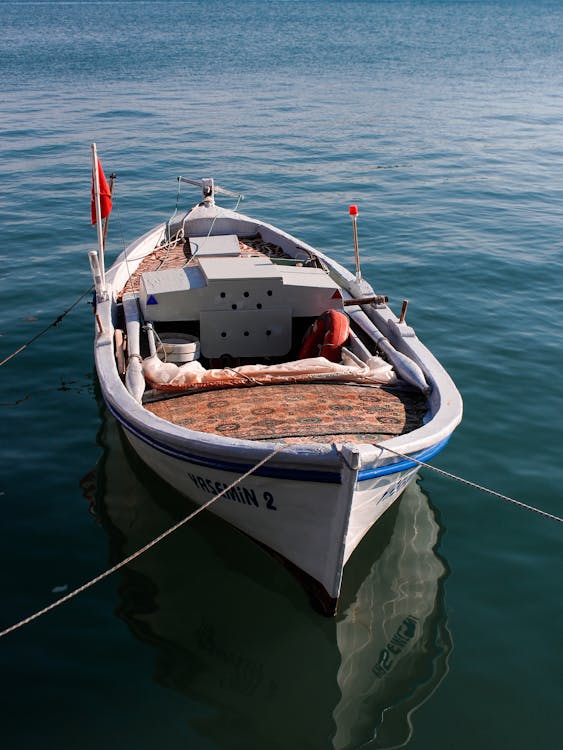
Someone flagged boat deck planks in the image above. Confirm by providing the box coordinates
[144,383,427,444]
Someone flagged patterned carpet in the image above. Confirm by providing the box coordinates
[145,382,427,445]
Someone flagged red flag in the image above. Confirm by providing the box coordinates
[91,159,112,225]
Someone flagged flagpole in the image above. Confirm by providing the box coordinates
[102,172,116,249]
[91,142,106,293]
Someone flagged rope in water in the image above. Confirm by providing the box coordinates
[0,435,560,640]
[376,442,563,524]
[0,444,285,640]
[0,286,94,369]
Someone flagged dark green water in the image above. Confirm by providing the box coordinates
[1,2,562,747]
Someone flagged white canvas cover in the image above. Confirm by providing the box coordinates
[142,353,397,391]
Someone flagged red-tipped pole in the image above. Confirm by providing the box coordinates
[349,204,361,282]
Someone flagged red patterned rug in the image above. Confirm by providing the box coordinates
[145,382,427,445]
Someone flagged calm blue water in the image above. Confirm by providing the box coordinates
[1,1,562,747]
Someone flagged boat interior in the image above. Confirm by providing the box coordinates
[112,230,427,446]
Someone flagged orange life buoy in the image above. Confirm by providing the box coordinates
[298,310,350,362]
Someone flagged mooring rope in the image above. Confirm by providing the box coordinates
[0,286,94,369]
[376,442,563,524]
[0,444,285,640]
[1,434,560,640]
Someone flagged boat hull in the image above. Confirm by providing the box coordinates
[108,398,424,614]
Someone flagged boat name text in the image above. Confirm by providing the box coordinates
[372,615,419,678]
[378,471,415,505]
[187,472,277,510]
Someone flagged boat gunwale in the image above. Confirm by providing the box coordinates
[105,394,451,484]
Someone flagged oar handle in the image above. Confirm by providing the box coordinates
[343,295,388,307]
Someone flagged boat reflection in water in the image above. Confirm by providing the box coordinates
[91,411,452,749]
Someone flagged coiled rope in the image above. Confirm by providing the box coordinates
[0,443,285,640]
[376,442,563,524]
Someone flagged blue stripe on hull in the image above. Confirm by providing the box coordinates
[106,400,341,483]
[357,437,451,481]
[106,399,449,485]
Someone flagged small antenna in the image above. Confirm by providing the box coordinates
[349,205,361,282]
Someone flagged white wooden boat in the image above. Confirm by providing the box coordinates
[91,411,451,749]
[89,153,462,615]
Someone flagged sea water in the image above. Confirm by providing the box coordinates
[1,1,562,748]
